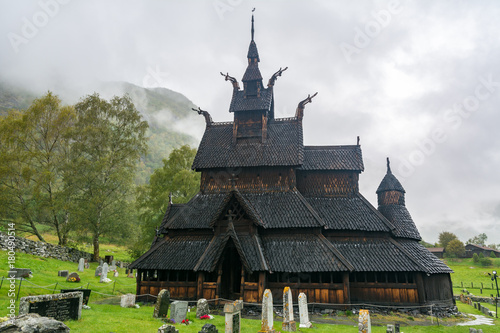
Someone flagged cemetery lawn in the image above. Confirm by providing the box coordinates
[1,252,500,332]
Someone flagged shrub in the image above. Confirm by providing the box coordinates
[480,257,492,267]
[490,251,496,259]
[479,252,485,259]
[473,253,479,263]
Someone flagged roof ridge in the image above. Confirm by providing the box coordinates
[293,189,326,228]
[356,192,396,231]
[387,237,429,273]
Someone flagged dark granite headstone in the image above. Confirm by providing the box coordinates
[104,255,113,264]
[58,270,69,277]
[153,289,170,318]
[19,292,83,321]
[61,289,91,306]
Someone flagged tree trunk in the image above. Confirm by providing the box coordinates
[93,233,100,261]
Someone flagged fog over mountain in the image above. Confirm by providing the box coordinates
[1,0,499,244]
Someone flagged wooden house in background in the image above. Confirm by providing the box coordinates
[465,244,500,258]
[130,15,454,308]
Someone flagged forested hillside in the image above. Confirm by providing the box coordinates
[0,80,201,184]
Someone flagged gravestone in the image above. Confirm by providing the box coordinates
[99,263,110,283]
[0,313,70,332]
[386,324,395,333]
[358,309,371,333]
[158,324,179,333]
[95,265,102,277]
[196,298,210,318]
[58,270,69,277]
[66,272,80,282]
[223,300,243,333]
[110,259,117,271]
[469,329,477,333]
[298,292,312,328]
[113,271,119,277]
[61,289,92,306]
[282,287,296,331]
[395,323,400,333]
[99,259,104,266]
[199,323,219,333]
[77,258,85,272]
[153,289,170,318]
[170,300,189,323]
[7,268,31,278]
[120,293,136,308]
[259,289,275,333]
[19,292,83,321]
[105,255,113,264]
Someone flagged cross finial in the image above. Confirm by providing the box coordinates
[169,192,173,205]
[387,157,392,174]
[155,226,160,237]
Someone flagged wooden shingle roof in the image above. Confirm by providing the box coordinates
[192,119,303,169]
[229,88,273,113]
[300,145,364,171]
[378,205,422,240]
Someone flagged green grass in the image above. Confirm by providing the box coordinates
[445,257,500,296]
[2,252,500,332]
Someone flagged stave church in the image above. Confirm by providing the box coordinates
[130,15,454,308]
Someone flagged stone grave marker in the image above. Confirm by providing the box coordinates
[110,259,117,271]
[77,258,85,272]
[170,300,189,324]
[105,255,113,264]
[7,268,31,278]
[19,292,83,321]
[199,323,219,333]
[95,265,102,277]
[358,309,371,333]
[223,299,243,333]
[282,287,296,331]
[61,289,92,306]
[58,270,69,277]
[113,271,119,277]
[259,288,275,333]
[99,259,104,266]
[158,324,179,333]
[99,263,109,283]
[120,293,136,308]
[298,292,312,328]
[386,324,394,333]
[395,323,400,333]
[66,272,80,282]
[153,289,170,318]
[196,298,210,318]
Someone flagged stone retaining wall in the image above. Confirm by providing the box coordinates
[0,231,93,263]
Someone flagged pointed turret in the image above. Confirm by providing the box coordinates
[242,13,263,97]
[376,158,405,206]
[377,158,421,240]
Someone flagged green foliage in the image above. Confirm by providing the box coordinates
[479,252,485,259]
[419,240,436,248]
[445,239,465,258]
[491,251,497,259]
[131,145,200,259]
[473,253,480,263]
[480,257,493,267]
[467,233,488,246]
[439,231,458,249]
[68,93,148,259]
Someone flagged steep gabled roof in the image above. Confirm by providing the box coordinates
[229,88,273,113]
[300,145,364,171]
[305,193,395,232]
[192,118,303,169]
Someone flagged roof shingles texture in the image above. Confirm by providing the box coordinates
[398,239,453,274]
[306,194,392,232]
[378,205,422,240]
[300,146,364,171]
[261,234,347,272]
[192,119,303,169]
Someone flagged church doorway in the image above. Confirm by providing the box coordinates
[219,239,242,300]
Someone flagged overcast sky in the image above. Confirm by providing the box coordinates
[1,0,499,244]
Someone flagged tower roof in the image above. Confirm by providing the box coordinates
[376,158,405,194]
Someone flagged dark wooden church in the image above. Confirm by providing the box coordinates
[130,15,454,307]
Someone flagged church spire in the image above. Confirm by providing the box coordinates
[251,10,255,41]
[243,10,262,93]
